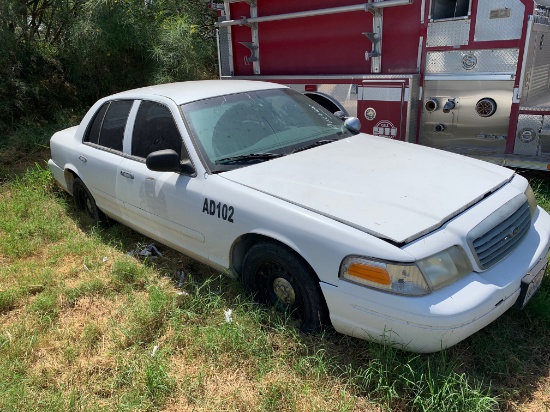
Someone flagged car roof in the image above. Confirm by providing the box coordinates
[109,80,288,105]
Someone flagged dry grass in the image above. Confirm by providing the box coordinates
[1,161,550,411]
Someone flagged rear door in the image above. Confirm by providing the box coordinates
[78,100,134,217]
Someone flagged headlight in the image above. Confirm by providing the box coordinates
[340,246,472,295]
[416,246,472,290]
[524,184,537,218]
[340,257,430,296]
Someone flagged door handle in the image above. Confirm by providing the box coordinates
[120,170,134,179]
[78,155,87,163]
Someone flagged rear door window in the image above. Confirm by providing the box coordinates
[84,100,133,151]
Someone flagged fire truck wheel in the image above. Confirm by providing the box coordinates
[242,241,329,333]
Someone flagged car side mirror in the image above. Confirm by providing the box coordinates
[146,149,196,175]
[344,117,361,134]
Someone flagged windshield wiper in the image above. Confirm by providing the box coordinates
[291,139,337,154]
[215,152,284,164]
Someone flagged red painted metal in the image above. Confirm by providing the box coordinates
[230,1,421,76]
[359,99,407,140]
[381,1,422,74]
[519,109,550,115]
[358,80,409,141]
[214,0,549,169]
[468,0,479,45]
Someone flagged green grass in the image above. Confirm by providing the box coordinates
[0,164,71,258]
[530,175,550,212]
[0,289,20,314]
[1,163,550,410]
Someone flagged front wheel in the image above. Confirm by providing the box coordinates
[242,242,329,333]
[73,178,108,224]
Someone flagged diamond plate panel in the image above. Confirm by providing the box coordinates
[520,24,538,102]
[406,76,420,143]
[361,87,402,101]
[515,115,543,155]
[425,49,519,73]
[474,0,525,41]
[522,26,550,107]
[427,19,470,47]
[217,24,232,76]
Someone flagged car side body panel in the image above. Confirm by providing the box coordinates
[199,174,412,279]
[48,80,550,352]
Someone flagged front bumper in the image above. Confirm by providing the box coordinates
[321,207,550,353]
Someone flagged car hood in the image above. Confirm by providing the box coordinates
[220,134,514,244]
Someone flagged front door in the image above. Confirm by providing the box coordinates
[116,100,206,255]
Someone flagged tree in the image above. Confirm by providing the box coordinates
[0,0,218,131]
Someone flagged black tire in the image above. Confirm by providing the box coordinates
[73,178,108,224]
[242,242,329,333]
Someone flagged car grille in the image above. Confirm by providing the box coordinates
[471,200,531,270]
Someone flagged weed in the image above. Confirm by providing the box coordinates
[525,275,550,325]
[111,259,149,291]
[0,289,20,314]
[260,380,297,412]
[3,159,550,410]
[0,164,69,258]
[28,290,59,325]
[531,177,550,212]
[182,371,207,404]
[337,342,498,412]
[81,322,103,350]
[67,389,85,412]
[294,348,331,380]
[64,278,107,307]
[145,355,175,404]
[0,379,31,412]
[122,286,174,346]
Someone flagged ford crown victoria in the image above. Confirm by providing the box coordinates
[48,80,550,352]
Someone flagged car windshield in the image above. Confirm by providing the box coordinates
[180,88,353,172]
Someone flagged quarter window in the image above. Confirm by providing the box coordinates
[132,101,184,159]
[84,100,133,151]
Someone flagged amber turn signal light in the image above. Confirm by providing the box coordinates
[347,263,391,286]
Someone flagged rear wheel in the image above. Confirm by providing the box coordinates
[242,242,329,333]
[73,178,107,224]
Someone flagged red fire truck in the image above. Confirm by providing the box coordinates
[208,0,550,170]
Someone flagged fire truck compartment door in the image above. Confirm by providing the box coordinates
[358,81,408,142]
[420,78,514,155]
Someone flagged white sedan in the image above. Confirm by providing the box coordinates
[49,80,550,352]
